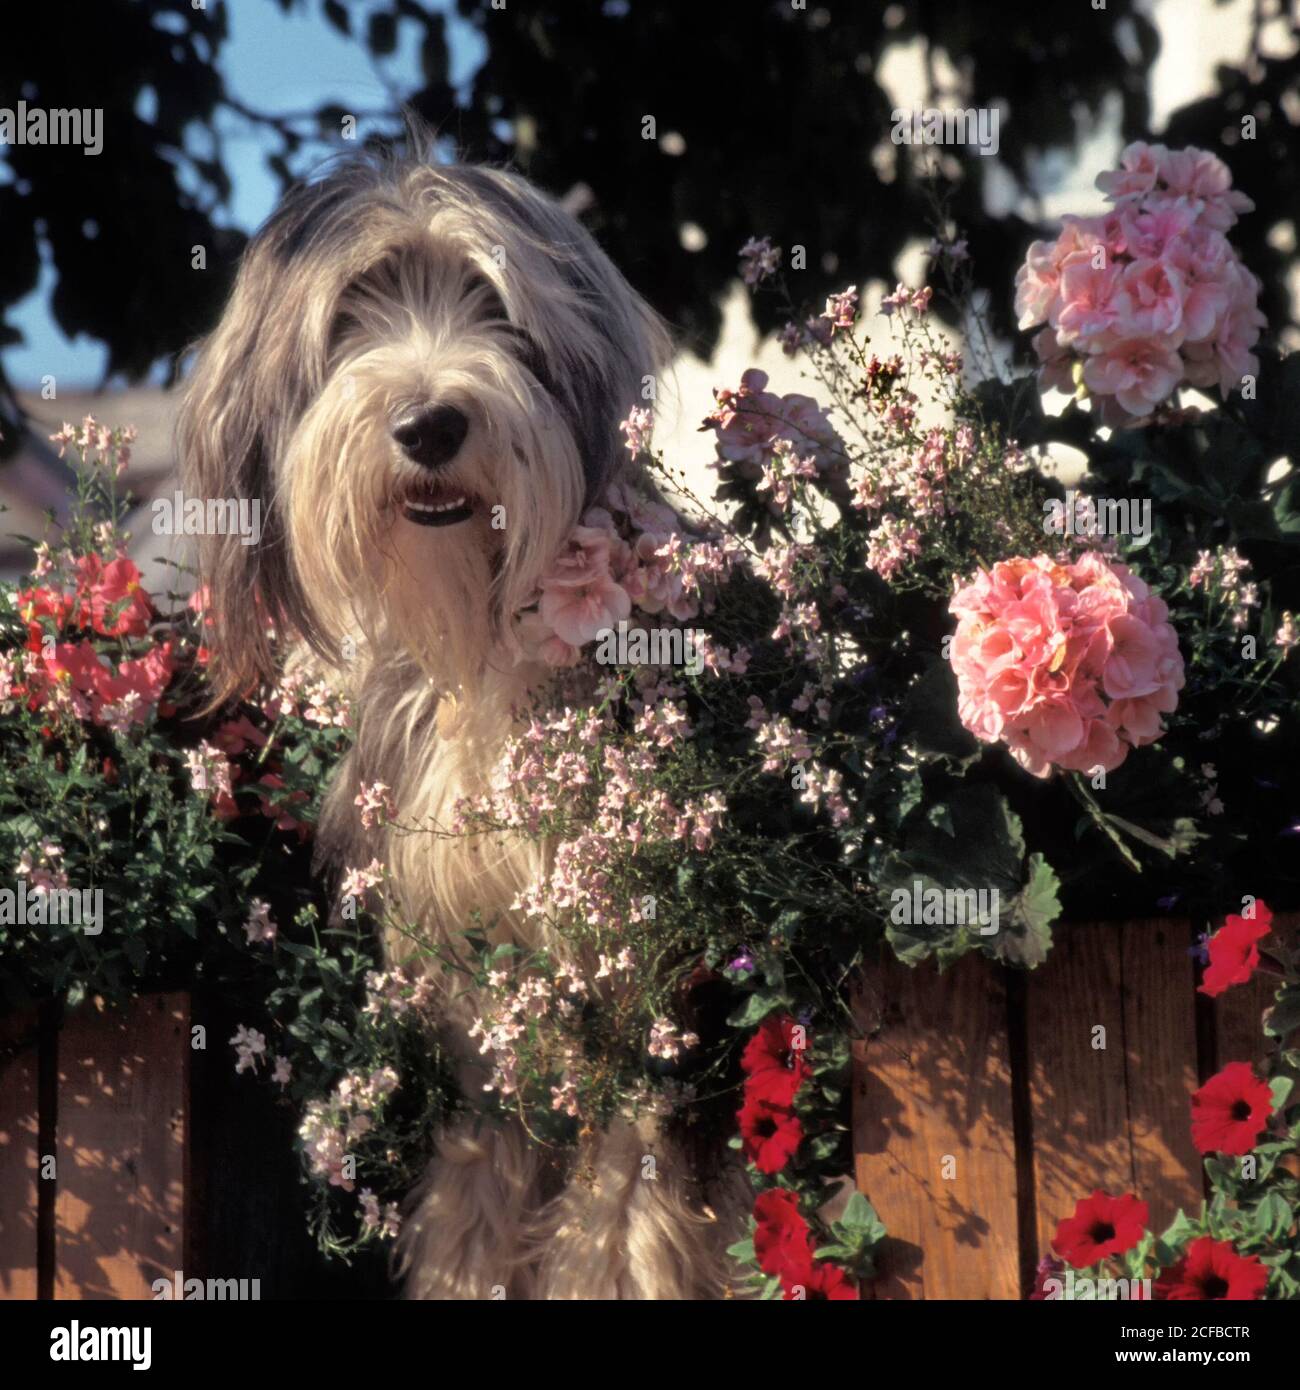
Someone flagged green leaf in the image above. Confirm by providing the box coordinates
[726,990,785,1028]
[899,661,980,764]
[1158,1208,1197,1255]
[991,853,1060,968]
[1269,1076,1295,1112]
[726,1236,755,1263]
[837,1190,887,1244]
[1254,1192,1292,1241]
[1265,987,1300,1041]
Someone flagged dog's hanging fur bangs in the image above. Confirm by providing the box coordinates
[178,138,670,703]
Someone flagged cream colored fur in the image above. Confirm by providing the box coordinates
[179,144,744,1299]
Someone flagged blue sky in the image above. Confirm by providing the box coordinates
[6,0,483,389]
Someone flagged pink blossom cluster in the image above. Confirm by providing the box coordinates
[947,553,1185,778]
[185,739,234,801]
[703,369,847,485]
[354,780,394,828]
[881,282,934,319]
[1190,545,1258,628]
[241,898,277,945]
[456,681,722,937]
[467,979,548,1097]
[1016,143,1265,423]
[647,1018,701,1061]
[358,1188,402,1239]
[260,668,352,728]
[49,416,136,475]
[525,480,703,666]
[749,542,835,665]
[468,949,640,1114]
[797,762,851,827]
[16,841,70,895]
[297,1065,400,1192]
[341,858,385,904]
[230,1024,267,1075]
[361,965,436,1020]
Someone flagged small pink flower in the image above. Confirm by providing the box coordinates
[354,781,394,829]
[242,899,277,945]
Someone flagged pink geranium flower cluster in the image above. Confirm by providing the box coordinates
[524,467,743,667]
[947,553,1184,778]
[1016,143,1265,424]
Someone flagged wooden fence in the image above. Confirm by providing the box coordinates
[0,990,384,1301]
[851,917,1283,1299]
[0,916,1286,1299]
[0,993,189,1300]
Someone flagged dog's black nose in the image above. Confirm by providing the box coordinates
[392,405,469,469]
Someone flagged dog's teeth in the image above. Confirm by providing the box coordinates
[405,495,469,513]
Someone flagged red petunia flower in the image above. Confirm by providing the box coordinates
[1156,1236,1268,1301]
[1199,901,1273,997]
[1191,1062,1274,1156]
[752,1189,811,1278]
[741,1014,810,1105]
[781,1262,858,1300]
[739,1096,803,1174]
[1051,1190,1150,1269]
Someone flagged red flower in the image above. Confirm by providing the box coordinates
[1156,1236,1268,1301]
[17,584,72,636]
[781,1262,857,1300]
[739,1096,803,1174]
[752,1189,810,1277]
[83,555,153,637]
[1199,902,1273,997]
[741,1014,810,1105]
[1050,1190,1150,1268]
[1191,1062,1274,1156]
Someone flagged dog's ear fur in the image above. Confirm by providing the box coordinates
[176,178,360,703]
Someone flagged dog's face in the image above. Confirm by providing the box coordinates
[179,155,669,699]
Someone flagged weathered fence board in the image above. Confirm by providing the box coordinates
[852,955,1020,1298]
[1118,920,1203,1233]
[53,994,189,1300]
[1026,923,1134,1259]
[854,915,1297,1298]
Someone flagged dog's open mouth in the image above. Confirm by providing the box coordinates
[399,484,475,528]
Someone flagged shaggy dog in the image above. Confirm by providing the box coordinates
[178,142,739,1299]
